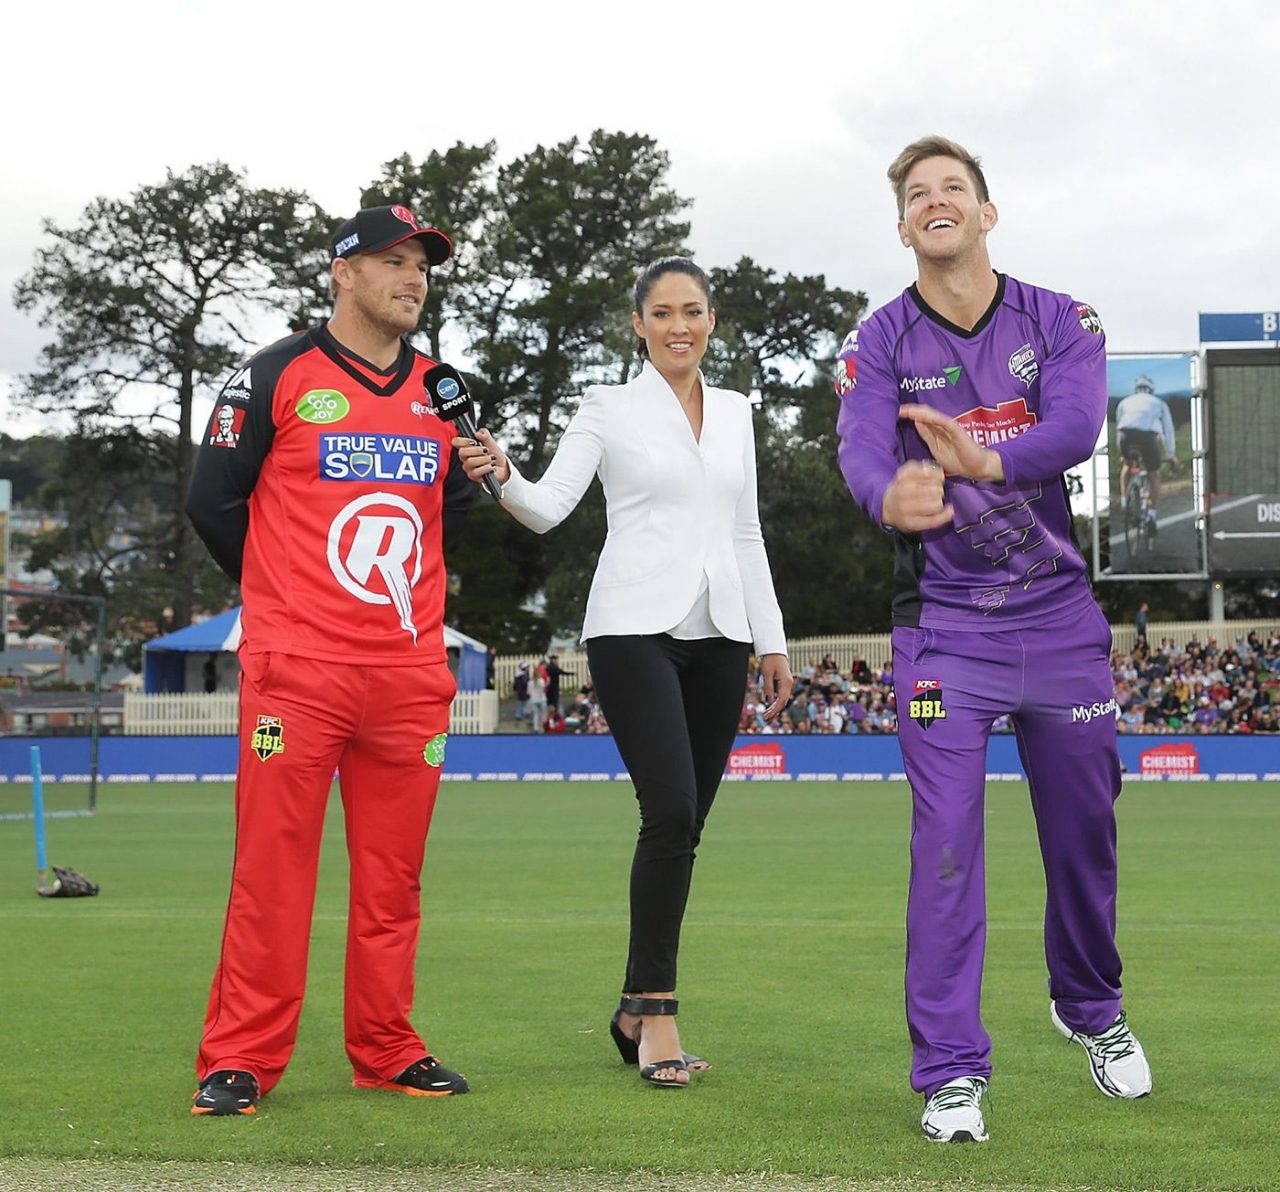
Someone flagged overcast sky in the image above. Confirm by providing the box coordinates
[3,0,1277,439]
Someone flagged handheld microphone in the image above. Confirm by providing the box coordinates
[422,363,504,501]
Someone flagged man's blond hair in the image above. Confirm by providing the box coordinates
[888,136,989,218]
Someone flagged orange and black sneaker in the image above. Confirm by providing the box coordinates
[191,1069,260,1116]
[394,1055,469,1096]
[387,1055,469,1096]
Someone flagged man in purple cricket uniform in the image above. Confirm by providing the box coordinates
[834,136,1151,1144]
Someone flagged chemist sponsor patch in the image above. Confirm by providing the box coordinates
[954,398,1038,448]
[907,679,946,731]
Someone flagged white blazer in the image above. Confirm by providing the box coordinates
[500,362,788,655]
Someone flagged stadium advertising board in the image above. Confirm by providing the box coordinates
[1199,311,1280,343]
[1204,349,1280,575]
[1102,355,1202,578]
[0,479,10,649]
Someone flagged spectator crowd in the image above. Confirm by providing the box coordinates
[507,631,1280,736]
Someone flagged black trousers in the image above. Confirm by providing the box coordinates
[587,633,751,993]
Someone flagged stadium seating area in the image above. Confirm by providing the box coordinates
[547,632,1280,736]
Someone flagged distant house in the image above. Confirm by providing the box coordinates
[0,690,124,735]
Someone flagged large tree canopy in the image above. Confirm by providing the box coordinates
[12,163,327,642]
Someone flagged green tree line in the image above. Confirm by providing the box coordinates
[8,132,891,658]
[9,131,1242,662]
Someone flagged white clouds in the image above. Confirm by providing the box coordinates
[3,0,1278,431]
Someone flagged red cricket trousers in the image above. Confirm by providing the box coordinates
[196,651,456,1094]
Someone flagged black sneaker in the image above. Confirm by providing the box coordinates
[392,1055,469,1097]
[191,1069,260,1116]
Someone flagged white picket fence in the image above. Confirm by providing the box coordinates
[124,689,499,735]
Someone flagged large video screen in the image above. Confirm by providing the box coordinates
[1205,350,1280,575]
[1105,355,1200,576]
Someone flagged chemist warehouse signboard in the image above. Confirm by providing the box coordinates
[3,736,1279,784]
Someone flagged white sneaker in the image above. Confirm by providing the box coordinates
[920,1076,989,1143]
[1051,1001,1152,1099]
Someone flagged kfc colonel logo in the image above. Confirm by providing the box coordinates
[1139,742,1200,776]
[209,404,245,448]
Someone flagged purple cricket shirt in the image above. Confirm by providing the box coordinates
[835,273,1106,630]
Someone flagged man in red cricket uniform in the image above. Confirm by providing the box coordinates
[186,205,475,1115]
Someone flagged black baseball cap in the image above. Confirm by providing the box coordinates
[330,205,452,266]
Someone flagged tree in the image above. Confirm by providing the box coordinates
[700,259,893,634]
[471,130,691,467]
[14,428,235,666]
[12,163,327,631]
[360,143,499,361]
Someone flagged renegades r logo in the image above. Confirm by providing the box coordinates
[251,715,285,761]
[908,680,946,730]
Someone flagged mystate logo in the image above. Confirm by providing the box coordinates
[1071,697,1118,724]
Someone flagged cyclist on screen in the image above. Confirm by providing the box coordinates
[1115,375,1177,533]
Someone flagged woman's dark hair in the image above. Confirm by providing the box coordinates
[632,257,713,359]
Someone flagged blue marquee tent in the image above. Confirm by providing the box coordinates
[143,608,489,693]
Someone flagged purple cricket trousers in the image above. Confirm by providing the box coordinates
[891,598,1124,1097]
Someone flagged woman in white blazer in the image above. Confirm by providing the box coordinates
[456,258,793,1088]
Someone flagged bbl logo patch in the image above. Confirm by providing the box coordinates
[1075,303,1103,335]
[251,714,285,761]
[908,680,946,730]
[423,733,448,767]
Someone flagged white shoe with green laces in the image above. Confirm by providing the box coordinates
[1051,1001,1152,1099]
[920,1075,989,1143]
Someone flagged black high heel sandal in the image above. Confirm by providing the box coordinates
[608,995,688,1087]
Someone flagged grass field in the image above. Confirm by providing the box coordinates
[0,777,1276,1191]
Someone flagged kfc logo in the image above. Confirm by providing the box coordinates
[834,354,858,397]
[209,404,245,448]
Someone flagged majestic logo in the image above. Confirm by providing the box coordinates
[251,715,284,761]
[423,733,448,767]
[1072,698,1118,724]
[908,679,946,730]
[327,492,424,643]
[209,404,244,449]
[391,205,418,227]
[321,433,441,486]
[954,398,1037,448]
[222,365,253,403]
[296,390,351,425]
[1075,303,1103,335]
[1008,344,1039,387]
[834,355,857,396]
